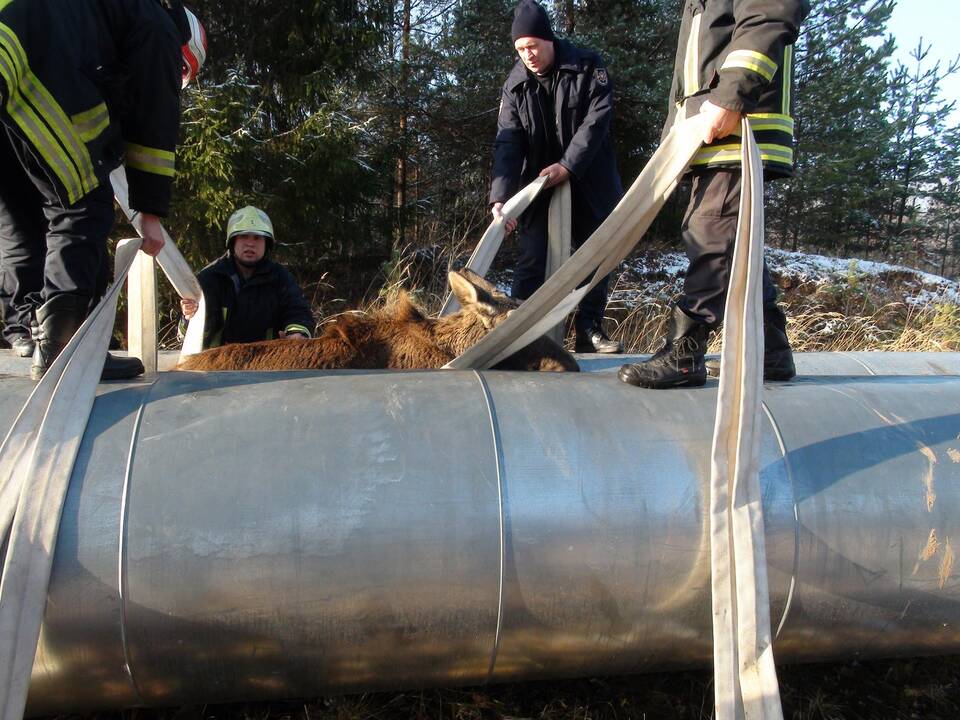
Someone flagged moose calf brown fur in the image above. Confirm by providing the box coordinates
[177,270,579,372]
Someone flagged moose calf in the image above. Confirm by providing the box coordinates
[177,270,579,372]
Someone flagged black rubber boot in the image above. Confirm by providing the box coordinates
[619,306,710,389]
[762,304,796,381]
[575,323,623,354]
[31,294,88,381]
[100,351,145,381]
[705,305,796,381]
[31,294,145,382]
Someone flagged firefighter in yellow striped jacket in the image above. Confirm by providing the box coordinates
[0,0,205,381]
[620,0,810,390]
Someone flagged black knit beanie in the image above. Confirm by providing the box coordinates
[511,0,554,42]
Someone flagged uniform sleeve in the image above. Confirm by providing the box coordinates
[489,82,527,205]
[277,267,314,338]
[117,4,182,216]
[711,0,810,113]
[559,55,615,179]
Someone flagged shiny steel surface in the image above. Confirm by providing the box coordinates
[0,352,955,714]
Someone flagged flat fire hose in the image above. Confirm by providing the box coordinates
[444,114,707,370]
[440,176,570,346]
[439,175,547,316]
[709,120,782,720]
[544,181,572,345]
[0,174,205,719]
[110,168,207,360]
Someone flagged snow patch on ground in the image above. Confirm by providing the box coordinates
[608,247,960,309]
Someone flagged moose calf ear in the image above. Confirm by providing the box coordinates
[448,271,480,306]
[459,268,500,295]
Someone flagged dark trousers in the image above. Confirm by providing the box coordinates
[511,187,610,334]
[678,169,779,327]
[0,128,114,333]
[0,138,45,341]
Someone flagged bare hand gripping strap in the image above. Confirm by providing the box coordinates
[439,176,548,316]
[110,168,207,360]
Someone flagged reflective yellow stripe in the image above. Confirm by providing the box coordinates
[722,49,778,82]
[21,68,98,192]
[0,0,12,11]
[284,324,311,338]
[71,102,110,143]
[0,23,97,198]
[691,142,793,166]
[748,112,794,134]
[125,142,175,177]
[782,45,794,114]
[683,13,702,98]
[0,43,85,202]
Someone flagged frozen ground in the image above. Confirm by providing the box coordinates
[609,247,960,309]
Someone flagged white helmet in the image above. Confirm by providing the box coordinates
[181,7,207,88]
[226,206,275,251]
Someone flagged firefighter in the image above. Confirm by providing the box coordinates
[490,0,624,354]
[180,206,314,349]
[0,0,207,381]
[620,0,810,389]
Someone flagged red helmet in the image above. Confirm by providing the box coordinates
[181,7,207,88]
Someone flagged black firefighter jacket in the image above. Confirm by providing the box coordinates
[665,0,810,178]
[194,254,314,349]
[490,39,623,221]
[0,0,187,215]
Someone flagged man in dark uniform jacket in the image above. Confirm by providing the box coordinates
[180,206,314,349]
[0,0,206,380]
[490,0,623,354]
[620,0,810,389]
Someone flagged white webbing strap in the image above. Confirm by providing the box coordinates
[440,175,570,346]
[444,114,707,370]
[545,181,572,345]
[0,238,143,720]
[439,176,548,316]
[709,120,782,720]
[110,168,206,359]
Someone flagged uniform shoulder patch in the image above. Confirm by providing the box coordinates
[594,68,608,86]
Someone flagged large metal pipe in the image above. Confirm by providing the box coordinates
[1,352,958,715]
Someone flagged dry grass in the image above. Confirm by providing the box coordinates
[597,278,960,357]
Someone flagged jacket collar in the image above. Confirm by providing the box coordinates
[209,252,275,282]
[506,39,582,91]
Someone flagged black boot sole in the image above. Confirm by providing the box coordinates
[574,343,623,354]
[706,359,797,381]
[101,354,145,381]
[764,367,796,382]
[618,364,707,389]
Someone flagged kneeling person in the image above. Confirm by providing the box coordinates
[181,206,313,349]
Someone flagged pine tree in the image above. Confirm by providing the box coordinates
[882,43,960,265]
[170,0,394,305]
[767,0,897,256]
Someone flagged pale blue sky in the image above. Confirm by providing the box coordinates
[888,0,959,123]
